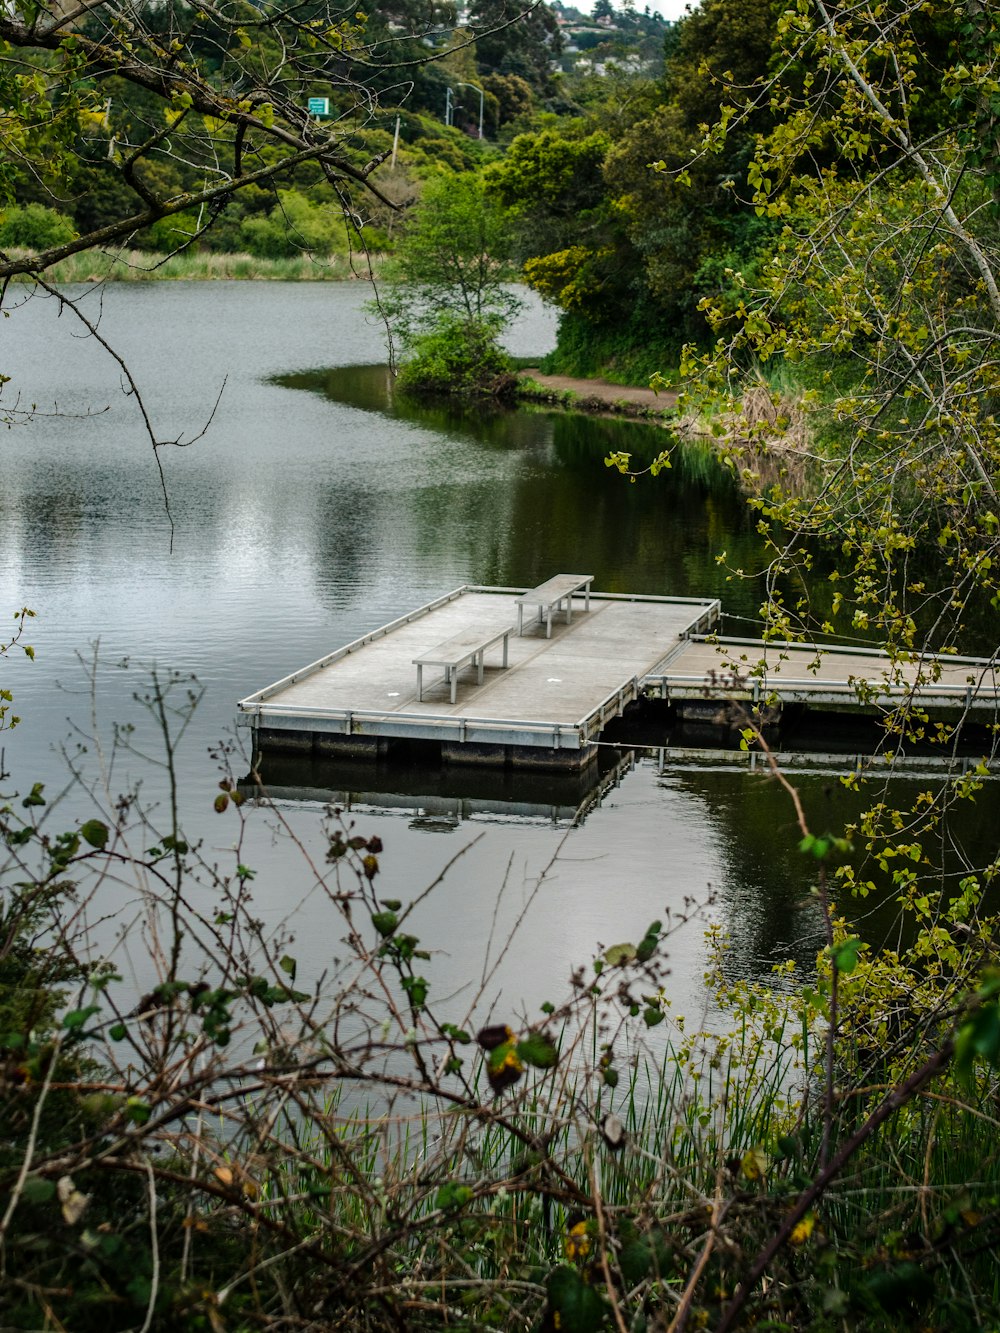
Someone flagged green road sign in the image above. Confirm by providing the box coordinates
[307,97,329,116]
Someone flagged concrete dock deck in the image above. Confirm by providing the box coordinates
[239,585,720,764]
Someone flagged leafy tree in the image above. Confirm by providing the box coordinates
[382,172,523,345]
[681,0,1000,658]
[0,203,76,251]
[481,70,536,127]
[468,0,563,97]
[397,313,518,396]
[0,0,481,281]
[484,127,632,334]
[480,0,782,374]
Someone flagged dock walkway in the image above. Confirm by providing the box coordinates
[650,635,1000,712]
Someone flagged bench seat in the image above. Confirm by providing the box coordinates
[516,574,594,637]
[413,624,513,703]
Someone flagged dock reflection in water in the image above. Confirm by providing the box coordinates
[242,743,638,829]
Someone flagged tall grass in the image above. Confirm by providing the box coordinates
[12,246,387,283]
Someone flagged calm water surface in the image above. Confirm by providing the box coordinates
[2,281,982,1025]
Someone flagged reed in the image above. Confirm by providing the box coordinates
[14,247,387,283]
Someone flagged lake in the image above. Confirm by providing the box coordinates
[1,280,987,1030]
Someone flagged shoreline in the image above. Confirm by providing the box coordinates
[517,368,679,421]
[11,255,679,409]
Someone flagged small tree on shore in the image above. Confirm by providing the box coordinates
[382,172,524,395]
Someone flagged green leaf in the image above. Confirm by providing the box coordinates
[619,1235,653,1285]
[279,955,297,981]
[80,819,109,849]
[441,1023,471,1044]
[545,1265,607,1333]
[21,1176,55,1205]
[829,937,864,974]
[108,1022,127,1042]
[603,942,636,967]
[955,1000,1000,1087]
[643,1007,664,1028]
[434,1182,473,1210]
[635,930,660,963]
[372,911,398,937]
[517,1031,558,1069]
[619,1227,672,1284]
[62,1005,100,1031]
[125,1097,151,1125]
[22,782,46,809]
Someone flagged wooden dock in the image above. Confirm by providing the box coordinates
[238,587,1000,770]
[238,585,719,767]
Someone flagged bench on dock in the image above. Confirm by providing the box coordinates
[516,574,594,638]
[413,624,513,704]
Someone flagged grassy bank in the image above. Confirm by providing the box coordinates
[14,247,387,283]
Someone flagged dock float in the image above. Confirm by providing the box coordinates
[239,586,1000,773]
[238,584,720,769]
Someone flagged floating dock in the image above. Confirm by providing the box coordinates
[239,585,719,768]
[238,586,1000,771]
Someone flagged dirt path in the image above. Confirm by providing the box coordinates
[519,369,678,411]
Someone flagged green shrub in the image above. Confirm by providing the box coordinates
[239,189,347,258]
[0,203,77,251]
[135,210,201,253]
[397,316,517,398]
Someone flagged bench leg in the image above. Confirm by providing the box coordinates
[477,649,485,686]
[501,633,509,668]
[448,667,457,705]
[416,664,423,702]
